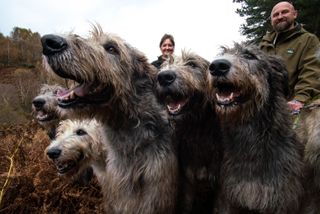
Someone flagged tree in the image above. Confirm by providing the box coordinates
[233,0,320,44]
[0,27,42,67]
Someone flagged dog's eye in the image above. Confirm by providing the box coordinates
[186,61,197,68]
[76,129,87,136]
[242,50,257,60]
[104,44,119,55]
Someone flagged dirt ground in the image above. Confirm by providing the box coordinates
[0,120,104,213]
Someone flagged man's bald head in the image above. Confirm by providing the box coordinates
[271,1,297,32]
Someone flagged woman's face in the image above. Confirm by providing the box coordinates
[160,39,174,57]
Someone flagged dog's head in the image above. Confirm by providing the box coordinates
[155,50,209,119]
[45,119,105,177]
[32,84,64,127]
[207,43,289,123]
[41,25,155,111]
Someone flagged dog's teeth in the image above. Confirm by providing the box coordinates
[70,91,75,99]
[167,104,181,114]
[216,93,231,103]
[37,113,49,121]
[216,93,222,101]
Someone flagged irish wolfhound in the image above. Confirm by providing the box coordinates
[208,44,304,214]
[296,100,320,213]
[41,25,178,213]
[32,83,95,127]
[298,47,320,213]
[155,51,222,213]
[46,119,107,183]
[32,84,64,139]
[32,84,94,185]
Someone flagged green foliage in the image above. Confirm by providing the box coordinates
[233,0,320,44]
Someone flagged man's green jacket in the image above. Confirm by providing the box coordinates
[260,23,320,103]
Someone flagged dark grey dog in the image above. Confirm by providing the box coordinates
[156,51,222,214]
[297,100,320,214]
[208,44,304,214]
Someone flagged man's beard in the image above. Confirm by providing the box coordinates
[274,19,293,32]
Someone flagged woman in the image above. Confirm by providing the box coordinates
[151,34,175,69]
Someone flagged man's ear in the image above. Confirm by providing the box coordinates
[293,9,298,19]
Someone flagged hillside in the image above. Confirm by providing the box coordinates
[0,66,103,213]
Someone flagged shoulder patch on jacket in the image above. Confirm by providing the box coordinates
[286,49,294,55]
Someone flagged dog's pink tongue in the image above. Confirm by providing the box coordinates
[57,89,71,97]
[73,85,89,97]
[57,84,90,98]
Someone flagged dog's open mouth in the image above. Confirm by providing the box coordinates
[55,152,84,175]
[215,82,244,107]
[165,97,189,115]
[56,160,77,174]
[56,81,114,108]
[57,83,91,108]
[36,111,56,122]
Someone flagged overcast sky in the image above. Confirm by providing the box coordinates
[0,0,246,61]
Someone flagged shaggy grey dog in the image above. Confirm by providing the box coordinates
[208,44,304,214]
[155,51,222,214]
[46,119,107,184]
[296,100,320,214]
[41,25,178,214]
[32,84,94,185]
[32,84,64,139]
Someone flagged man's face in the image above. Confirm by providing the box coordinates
[271,2,297,32]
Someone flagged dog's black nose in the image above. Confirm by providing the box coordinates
[41,34,68,56]
[209,59,231,76]
[158,70,176,86]
[47,148,61,159]
[32,98,45,110]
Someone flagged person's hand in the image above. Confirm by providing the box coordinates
[288,100,304,115]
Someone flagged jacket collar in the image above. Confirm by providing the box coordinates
[263,22,303,43]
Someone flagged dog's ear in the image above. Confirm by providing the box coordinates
[268,55,290,99]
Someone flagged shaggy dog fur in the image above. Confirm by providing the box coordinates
[296,100,320,213]
[32,84,64,139]
[155,51,222,214]
[207,44,304,214]
[297,48,320,214]
[46,119,107,185]
[316,48,320,61]
[32,84,94,185]
[41,25,178,213]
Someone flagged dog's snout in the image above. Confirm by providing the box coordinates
[47,148,62,160]
[41,34,68,56]
[209,59,231,76]
[32,98,45,110]
[157,70,176,86]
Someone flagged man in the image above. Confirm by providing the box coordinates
[260,1,320,114]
